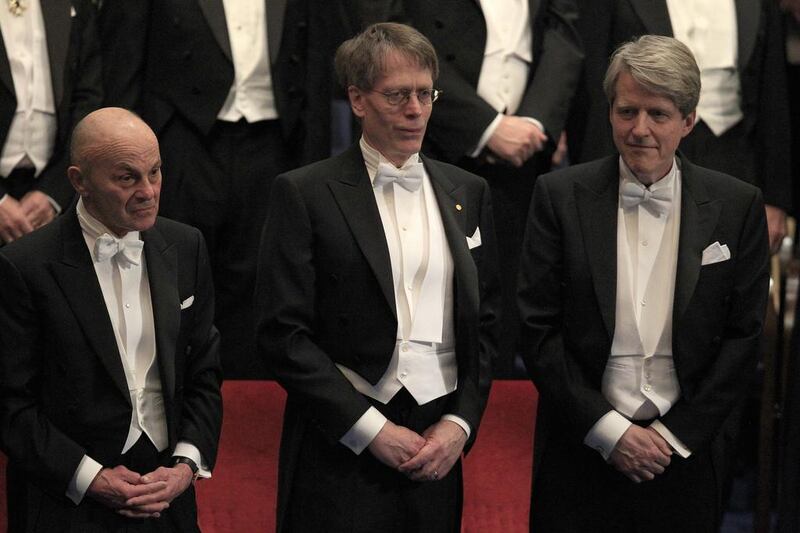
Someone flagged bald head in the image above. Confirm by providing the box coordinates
[67,107,163,236]
[70,107,157,170]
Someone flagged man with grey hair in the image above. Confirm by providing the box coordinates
[256,22,500,532]
[519,35,769,531]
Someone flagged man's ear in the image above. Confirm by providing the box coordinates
[67,166,87,196]
[348,86,366,119]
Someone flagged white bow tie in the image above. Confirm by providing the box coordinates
[373,161,424,192]
[94,233,144,266]
[620,181,673,216]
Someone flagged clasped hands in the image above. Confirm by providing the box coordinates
[486,115,548,168]
[0,191,56,243]
[367,419,467,482]
[609,425,673,484]
[86,463,194,519]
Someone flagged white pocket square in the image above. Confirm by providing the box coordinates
[466,226,482,250]
[70,6,76,17]
[701,241,731,266]
[180,296,195,310]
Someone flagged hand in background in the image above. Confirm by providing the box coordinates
[487,116,548,168]
[20,190,56,230]
[608,425,672,483]
[368,420,426,469]
[0,196,34,243]
[398,419,467,482]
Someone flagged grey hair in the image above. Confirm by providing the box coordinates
[334,22,438,90]
[604,35,700,117]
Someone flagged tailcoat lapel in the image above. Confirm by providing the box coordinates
[629,0,674,36]
[328,145,397,317]
[422,155,479,315]
[673,156,721,320]
[735,0,759,71]
[575,157,620,341]
[49,211,130,404]
[41,0,71,107]
[0,35,12,96]
[143,224,179,403]
[197,0,232,61]
[266,0,286,65]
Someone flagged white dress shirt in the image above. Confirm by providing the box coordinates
[472,0,544,156]
[667,0,743,136]
[216,0,278,122]
[66,199,208,504]
[0,0,57,181]
[584,158,691,460]
[338,138,469,455]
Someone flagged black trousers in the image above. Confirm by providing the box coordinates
[287,388,462,533]
[157,116,296,378]
[8,435,198,533]
[530,421,718,533]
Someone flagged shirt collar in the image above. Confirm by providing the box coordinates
[359,136,422,184]
[619,156,679,194]
[76,197,141,259]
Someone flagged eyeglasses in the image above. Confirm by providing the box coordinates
[372,88,442,106]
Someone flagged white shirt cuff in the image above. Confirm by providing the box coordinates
[66,454,104,505]
[339,406,388,455]
[173,441,212,479]
[470,113,504,157]
[649,419,692,458]
[584,410,632,461]
[441,414,471,439]
[0,194,7,206]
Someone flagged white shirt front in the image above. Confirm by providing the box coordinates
[667,0,743,136]
[472,0,544,156]
[216,0,278,122]
[0,0,57,178]
[338,138,469,455]
[66,199,208,504]
[584,158,691,460]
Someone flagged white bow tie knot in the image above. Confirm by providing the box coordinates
[373,161,424,192]
[620,181,673,216]
[94,233,144,266]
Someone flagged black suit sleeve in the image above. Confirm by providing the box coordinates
[518,176,616,437]
[96,0,149,110]
[660,188,770,451]
[177,229,223,468]
[255,174,374,443]
[0,252,87,495]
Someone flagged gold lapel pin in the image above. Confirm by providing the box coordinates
[455,204,462,211]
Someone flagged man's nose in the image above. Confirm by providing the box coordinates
[631,112,650,136]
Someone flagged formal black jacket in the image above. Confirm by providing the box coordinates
[256,143,501,532]
[519,153,769,484]
[0,207,222,529]
[0,0,101,207]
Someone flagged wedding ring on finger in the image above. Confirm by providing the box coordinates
[431,470,439,481]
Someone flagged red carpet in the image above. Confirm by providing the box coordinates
[0,380,537,532]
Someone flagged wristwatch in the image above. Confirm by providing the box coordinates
[173,456,199,479]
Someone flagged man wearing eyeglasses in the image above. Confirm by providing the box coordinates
[256,22,500,532]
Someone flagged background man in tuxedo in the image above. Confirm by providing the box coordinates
[399,0,583,375]
[518,36,769,532]
[97,0,339,378]
[257,23,500,532]
[0,0,101,244]
[0,108,222,531]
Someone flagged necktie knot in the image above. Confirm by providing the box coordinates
[620,181,672,216]
[373,161,424,192]
[94,233,144,266]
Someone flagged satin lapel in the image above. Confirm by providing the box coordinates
[628,0,674,35]
[673,157,721,320]
[0,35,13,95]
[735,0,759,71]
[198,0,232,61]
[143,225,179,402]
[423,156,477,312]
[328,146,396,317]
[575,157,620,340]
[41,0,71,106]
[266,0,286,65]
[48,211,130,404]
